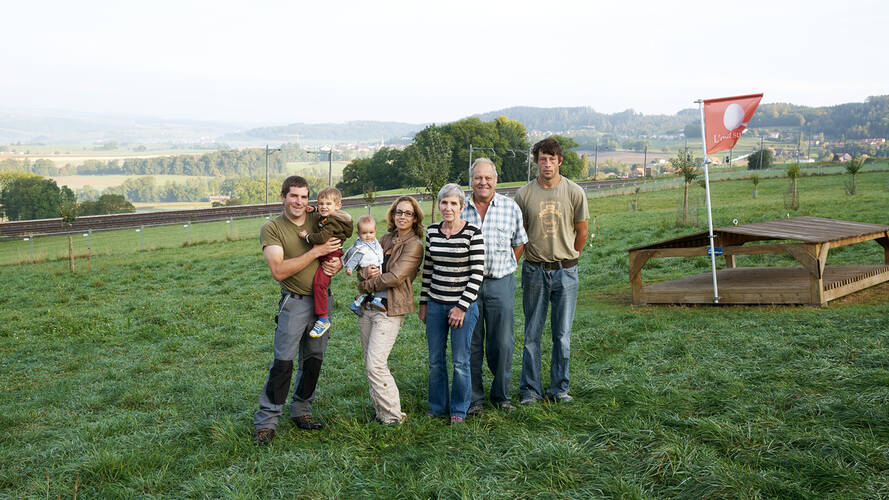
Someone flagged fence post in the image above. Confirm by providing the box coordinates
[140,226,144,252]
[29,233,34,261]
[68,234,74,272]
[187,222,191,246]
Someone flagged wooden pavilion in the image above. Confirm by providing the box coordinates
[628,217,889,306]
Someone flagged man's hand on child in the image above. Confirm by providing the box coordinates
[321,256,342,277]
[314,238,341,256]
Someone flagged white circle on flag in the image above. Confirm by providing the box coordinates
[723,104,745,130]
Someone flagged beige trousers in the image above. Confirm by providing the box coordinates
[357,309,406,424]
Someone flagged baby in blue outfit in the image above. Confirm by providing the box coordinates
[343,215,387,316]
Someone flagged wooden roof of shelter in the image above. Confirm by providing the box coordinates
[630,217,889,251]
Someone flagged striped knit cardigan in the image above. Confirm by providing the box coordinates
[419,221,485,311]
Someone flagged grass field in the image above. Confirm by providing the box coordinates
[3,167,887,267]
[1,170,888,497]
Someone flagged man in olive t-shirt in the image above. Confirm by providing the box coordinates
[253,176,343,445]
[514,137,589,405]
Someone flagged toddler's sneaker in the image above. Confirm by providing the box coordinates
[368,297,388,312]
[309,319,330,338]
[350,296,365,316]
[349,302,363,316]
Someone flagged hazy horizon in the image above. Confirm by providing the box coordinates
[3,0,887,125]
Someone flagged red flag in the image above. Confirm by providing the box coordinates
[703,93,763,154]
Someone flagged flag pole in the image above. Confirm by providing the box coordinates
[696,99,721,303]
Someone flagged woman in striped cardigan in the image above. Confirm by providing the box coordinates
[418,183,485,424]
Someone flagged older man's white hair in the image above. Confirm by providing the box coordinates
[470,157,497,181]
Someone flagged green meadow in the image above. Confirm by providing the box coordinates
[1,169,888,498]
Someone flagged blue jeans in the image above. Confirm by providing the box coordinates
[519,261,579,400]
[425,300,479,418]
[470,274,516,406]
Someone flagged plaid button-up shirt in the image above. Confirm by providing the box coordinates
[461,192,528,279]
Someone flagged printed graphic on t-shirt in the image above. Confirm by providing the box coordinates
[538,200,562,238]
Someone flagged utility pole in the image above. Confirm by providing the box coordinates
[265,145,282,204]
[594,141,599,180]
[643,145,647,178]
[797,129,802,163]
[759,136,764,170]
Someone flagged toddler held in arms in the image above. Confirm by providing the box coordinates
[298,187,353,337]
[343,215,387,316]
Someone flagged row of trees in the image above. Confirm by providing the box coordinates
[0,148,289,178]
[336,117,585,197]
[93,175,327,205]
[0,143,383,180]
[0,174,75,221]
[0,172,136,221]
[100,176,221,203]
[77,148,285,177]
[1,169,330,219]
[0,169,323,221]
[0,158,59,176]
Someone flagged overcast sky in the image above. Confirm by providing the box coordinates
[2,0,887,125]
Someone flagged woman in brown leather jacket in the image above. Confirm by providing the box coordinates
[356,196,424,425]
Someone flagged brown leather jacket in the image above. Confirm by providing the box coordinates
[357,231,423,316]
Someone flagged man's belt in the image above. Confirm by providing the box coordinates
[526,258,578,270]
[283,289,309,298]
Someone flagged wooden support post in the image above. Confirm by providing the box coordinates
[783,243,829,279]
[785,243,829,306]
[724,254,736,268]
[877,234,889,264]
[628,250,652,305]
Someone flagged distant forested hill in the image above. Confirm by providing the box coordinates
[749,96,889,139]
[474,96,889,140]
[472,106,697,135]
[4,96,887,147]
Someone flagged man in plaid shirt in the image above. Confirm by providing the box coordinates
[461,158,528,414]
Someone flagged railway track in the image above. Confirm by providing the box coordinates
[0,178,641,239]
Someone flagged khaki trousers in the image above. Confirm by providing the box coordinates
[357,309,406,424]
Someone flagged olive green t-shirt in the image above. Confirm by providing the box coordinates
[514,176,589,262]
[260,212,321,295]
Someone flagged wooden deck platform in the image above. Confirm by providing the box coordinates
[629,217,889,306]
[639,265,889,305]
